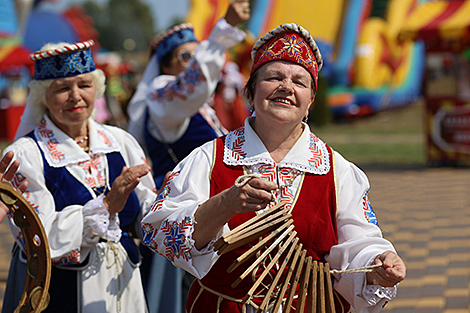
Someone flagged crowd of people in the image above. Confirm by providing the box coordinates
[0,1,406,312]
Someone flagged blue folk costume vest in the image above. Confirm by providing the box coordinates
[144,110,219,189]
[24,131,141,313]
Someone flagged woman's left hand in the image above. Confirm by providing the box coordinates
[103,164,151,216]
[366,250,406,287]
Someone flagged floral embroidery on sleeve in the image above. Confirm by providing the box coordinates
[149,61,206,102]
[161,217,193,262]
[52,248,81,265]
[363,190,378,226]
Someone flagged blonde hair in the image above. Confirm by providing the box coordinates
[27,42,106,124]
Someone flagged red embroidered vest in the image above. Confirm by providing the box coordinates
[187,137,350,312]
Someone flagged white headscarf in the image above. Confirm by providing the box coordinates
[14,94,37,140]
[127,53,160,144]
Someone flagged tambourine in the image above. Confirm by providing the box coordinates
[0,181,51,312]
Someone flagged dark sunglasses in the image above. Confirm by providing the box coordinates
[176,50,195,66]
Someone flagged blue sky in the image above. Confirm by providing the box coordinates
[141,0,190,31]
[56,0,190,32]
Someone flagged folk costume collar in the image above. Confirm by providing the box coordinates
[223,118,330,175]
[34,115,121,168]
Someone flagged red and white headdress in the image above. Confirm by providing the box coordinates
[250,23,323,89]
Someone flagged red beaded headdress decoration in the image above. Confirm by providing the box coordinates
[250,23,323,89]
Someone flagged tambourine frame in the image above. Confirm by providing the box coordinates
[0,181,51,313]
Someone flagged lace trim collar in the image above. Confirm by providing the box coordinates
[35,116,121,168]
[223,119,330,175]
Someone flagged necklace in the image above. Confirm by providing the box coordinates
[75,136,88,144]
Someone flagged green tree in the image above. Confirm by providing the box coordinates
[83,0,155,52]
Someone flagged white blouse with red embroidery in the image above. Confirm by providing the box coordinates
[141,117,399,313]
[5,115,156,265]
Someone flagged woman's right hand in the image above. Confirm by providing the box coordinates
[193,177,277,250]
[222,177,277,215]
[103,164,151,216]
[225,0,251,27]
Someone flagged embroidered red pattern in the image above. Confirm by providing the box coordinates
[308,133,323,168]
[52,248,80,265]
[278,168,296,206]
[38,120,66,162]
[151,171,180,213]
[230,128,246,160]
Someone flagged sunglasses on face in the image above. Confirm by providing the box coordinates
[176,50,195,66]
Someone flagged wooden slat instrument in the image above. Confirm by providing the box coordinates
[213,201,337,313]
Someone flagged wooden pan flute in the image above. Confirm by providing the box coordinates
[213,201,337,313]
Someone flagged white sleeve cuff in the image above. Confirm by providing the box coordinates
[190,222,228,256]
[363,283,397,305]
[82,194,122,245]
[209,18,246,48]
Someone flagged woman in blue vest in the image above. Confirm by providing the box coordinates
[127,2,250,312]
[127,0,250,190]
[2,40,156,313]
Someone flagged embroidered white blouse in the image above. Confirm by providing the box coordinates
[127,18,246,145]
[5,115,156,265]
[141,118,398,313]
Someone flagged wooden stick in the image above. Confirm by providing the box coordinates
[283,249,307,313]
[324,263,336,313]
[225,213,291,245]
[231,224,295,288]
[271,243,303,313]
[256,237,300,313]
[218,220,284,256]
[227,209,291,243]
[307,260,318,313]
[318,262,325,313]
[227,219,294,272]
[243,231,298,302]
[217,201,287,243]
[296,256,313,313]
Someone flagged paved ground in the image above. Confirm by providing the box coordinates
[0,165,469,312]
[364,165,470,313]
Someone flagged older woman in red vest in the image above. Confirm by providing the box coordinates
[141,23,406,313]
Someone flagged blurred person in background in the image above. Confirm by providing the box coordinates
[2,40,156,313]
[127,1,250,312]
[127,0,250,190]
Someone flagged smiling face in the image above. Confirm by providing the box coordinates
[44,72,95,136]
[250,60,315,130]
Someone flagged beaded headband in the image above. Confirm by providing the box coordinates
[251,23,323,89]
[151,23,198,64]
[30,40,96,81]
